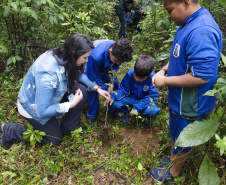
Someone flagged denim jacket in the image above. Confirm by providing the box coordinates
[18,50,96,125]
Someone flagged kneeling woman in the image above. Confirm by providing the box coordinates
[0,33,109,149]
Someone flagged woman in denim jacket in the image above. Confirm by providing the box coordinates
[0,34,110,149]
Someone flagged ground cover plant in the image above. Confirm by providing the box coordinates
[0,0,226,184]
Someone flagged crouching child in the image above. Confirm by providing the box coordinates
[105,55,160,126]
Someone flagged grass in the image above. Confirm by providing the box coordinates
[0,65,225,184]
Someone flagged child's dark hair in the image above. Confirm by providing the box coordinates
[111,38,133,62]
[134,55,155,78]
[163,0,199,3]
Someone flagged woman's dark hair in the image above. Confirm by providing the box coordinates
[53,33,94,93]
[111,38,133,62]
[134,55,155,77]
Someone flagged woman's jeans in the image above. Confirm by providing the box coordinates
[3,83,88,145]
[116,9,127,38]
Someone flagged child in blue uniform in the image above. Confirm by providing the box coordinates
[86,38,133,126]
[106,55,160,125]
[151,0,222,183]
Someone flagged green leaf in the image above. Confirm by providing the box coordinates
[7,57,13,65]
[0,45,8,54]
[15,55,22,61]
[215,133,220,140]
[204,89,217,96]
[176,119,220,147]
[62,12,69,18]
[155,52,170,61]
[46,0,55,7]
[138,162,143,171]
[198,156,220,185]
[28,124,33,130]
[10,2,17,11]
[39,131,46,136]
[61,23,70,26]
[4,5,10,16]
[1,171,17,179]
[221,53,226,67]
[30,9,38,20]
[21,7,29,12]
[30,133,34,142]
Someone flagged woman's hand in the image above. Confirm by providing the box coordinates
[97,88,110,100]
[69,88,83,108]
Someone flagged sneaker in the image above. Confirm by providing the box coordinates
[151,168,174,183]
[1,122,13,150]
[115,112,124,119]
[157,157,172,168]
[141,120,150,128]
[87,118,96,128]
[122,115,131,124]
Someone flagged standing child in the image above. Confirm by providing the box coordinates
[106,55,160,125]
[85,38,133,126]
[151,0,222,183]
[115,0,137,38]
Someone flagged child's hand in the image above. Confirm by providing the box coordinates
[130,109,136,116]
[97,89,110,100]
[152,74,167,88]
[108,85,114,93]
[104,99,114,107]
[69,89,83,108]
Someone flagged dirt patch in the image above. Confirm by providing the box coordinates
[90,125,160,184]
[107,127,161,157]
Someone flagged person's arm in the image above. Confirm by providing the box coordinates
[153,73,208,88]
[133,74,159,113]
[79,73,97,92]
[79,73,110,99]
[35,72,83,119]
[111,72,131,101]
[86,55,109,91]
[153,26,221,88]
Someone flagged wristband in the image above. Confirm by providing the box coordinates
[160,68,167,74]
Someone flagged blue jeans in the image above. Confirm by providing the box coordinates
[3,83,88,145]
[116,9,126,38]
[109,96,160,118]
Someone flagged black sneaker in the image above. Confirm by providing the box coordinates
[122,115,131,124]
[151,168,175,183]
[115,112,124,119]
[141,120,150,128]
[87,118,96,128]
[1,122,13,150]
[157,157,172,169]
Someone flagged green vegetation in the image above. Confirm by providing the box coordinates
[0,0,225,184]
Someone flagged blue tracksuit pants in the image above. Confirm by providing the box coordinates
[109,96,160,118]
[87,79,119,119]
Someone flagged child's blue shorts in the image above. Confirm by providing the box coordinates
[169,111,201,154]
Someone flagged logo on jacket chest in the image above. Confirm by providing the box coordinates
[143,85,149,91]
[173,43,180,58]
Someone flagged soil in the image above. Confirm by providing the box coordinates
[89,119,161,185]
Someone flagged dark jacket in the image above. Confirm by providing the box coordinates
[115,0,134,13]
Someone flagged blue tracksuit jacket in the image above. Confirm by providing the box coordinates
[167,6,222,117]
[111,69,159,112]
[85,40,120,91]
